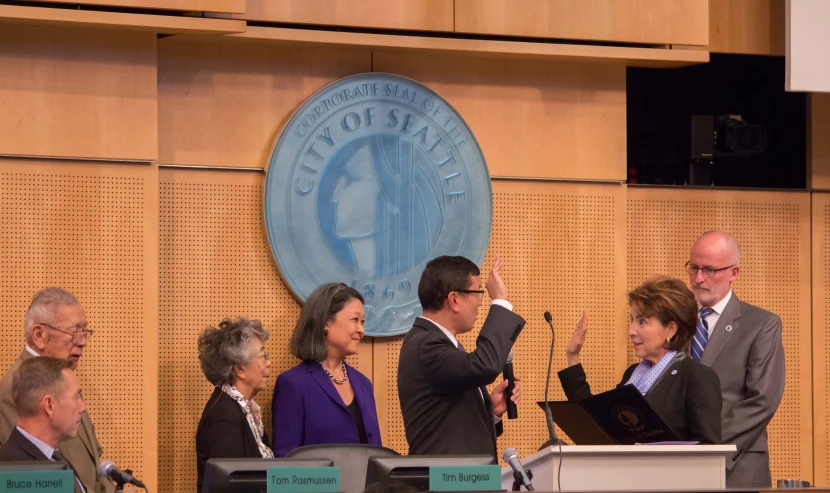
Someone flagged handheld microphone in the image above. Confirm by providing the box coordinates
[542,311,566,447]
[503,448,534,491]
[98,460,146,489]
[503,350,517,419]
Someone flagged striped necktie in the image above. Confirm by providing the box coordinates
[691,307,715,362]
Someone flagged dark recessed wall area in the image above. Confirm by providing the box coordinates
[627,54,807,189]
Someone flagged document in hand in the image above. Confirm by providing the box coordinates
[537,384,683,445]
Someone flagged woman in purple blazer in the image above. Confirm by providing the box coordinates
[271,283,382,457]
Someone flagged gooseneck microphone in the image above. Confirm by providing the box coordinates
[98,460,146,489]
[504,349,517,419]
[542,311,566,446]
[503,448,534,491]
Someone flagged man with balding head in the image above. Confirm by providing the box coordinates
[687,231,785,488]
[0,288,113,493]
[0,357,88,493]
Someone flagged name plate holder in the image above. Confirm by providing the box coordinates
[0,470,73,493]
[429,465,503,492]
[267,466,341,493]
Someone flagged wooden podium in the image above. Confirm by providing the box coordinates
[500,444,737,491]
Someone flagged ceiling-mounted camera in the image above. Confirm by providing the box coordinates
[689,114,767,185]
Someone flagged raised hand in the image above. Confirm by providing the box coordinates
[485,255,508,301]
[565,309,589,367]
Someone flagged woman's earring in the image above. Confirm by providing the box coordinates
[667,336,672,343]
[324,328,329,335]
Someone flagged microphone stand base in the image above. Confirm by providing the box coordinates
[511,469,534,491]
[538,437,567,450]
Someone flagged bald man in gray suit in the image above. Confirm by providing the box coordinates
[686,231,785,488]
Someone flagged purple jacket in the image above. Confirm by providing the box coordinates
[271,360,382,457]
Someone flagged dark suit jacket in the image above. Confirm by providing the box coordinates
[699,292,785,488]
[0,350,112,493]
[397,304,526,457]
[0,428,85,493]
[271,361,381,457]
[196,387,270,493]
[558,352,722,444]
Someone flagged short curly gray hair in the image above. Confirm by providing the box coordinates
[197,317,269,387]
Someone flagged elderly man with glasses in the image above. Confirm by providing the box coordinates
[686,231,785,488]
[0,287,113,493]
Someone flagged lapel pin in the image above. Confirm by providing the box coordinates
[726,325,733,332]
[671,370,678,375]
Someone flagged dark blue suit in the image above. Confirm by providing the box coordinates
[271,361,382,457]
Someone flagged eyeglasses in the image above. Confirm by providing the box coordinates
[454,289,485,298]
[257,352,269,361]
[39,322,93,344]
[685,261,735,278]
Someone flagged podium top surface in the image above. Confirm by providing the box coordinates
[517,444,737,464]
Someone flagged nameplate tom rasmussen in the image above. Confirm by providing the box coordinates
[264,73,492,336]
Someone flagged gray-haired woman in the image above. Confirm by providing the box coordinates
[195,317,272,493]
[271,282,382,457]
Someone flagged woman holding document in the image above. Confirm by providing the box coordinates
[558,276,722,444]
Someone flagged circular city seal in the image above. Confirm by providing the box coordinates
[264,73,493,336]
[610,405,647,432]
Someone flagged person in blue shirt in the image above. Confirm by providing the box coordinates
[559,276,722,444]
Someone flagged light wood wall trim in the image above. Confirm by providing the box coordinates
[157,37,373,169]
[233,26,709,68]
[0,4,246,34]
[215,0,453,32]
[34,0,244,14]
[813,192,830,487]
[708,0,785,55]
[454,0,709,46]
[372,52,627,181]
[809,93,830,190]
[0,26,157,161]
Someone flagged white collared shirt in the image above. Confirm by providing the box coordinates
[421,299,513,424]
[425,299,513,348]
[701,290,733,336]
[24,345,40,357]
[16,426,86,493]
[16,426,55,459]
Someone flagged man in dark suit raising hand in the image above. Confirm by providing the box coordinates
[398,255,526,457]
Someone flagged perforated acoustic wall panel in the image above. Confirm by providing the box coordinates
[626,187,812,483]
[374,180,628,457]
[0,159,158,490]
[159,168,371,493]
[812,192,830,487]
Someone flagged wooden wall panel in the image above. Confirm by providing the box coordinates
[35,0,244,13]
[0,158,158,492]
[157,38,371,168]
[0,26,156,161]
[455,0,709,46]
[809,93,830,190]
[374,180,628,456]
[226,0,453,32]
[372,52,627,181]
[159,168,371,493]
[626,187,812,484]
[813,192,830,487]
[708,0,785,55]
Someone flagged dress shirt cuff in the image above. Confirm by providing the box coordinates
[491,299,513,311]
[493,415,502,424]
